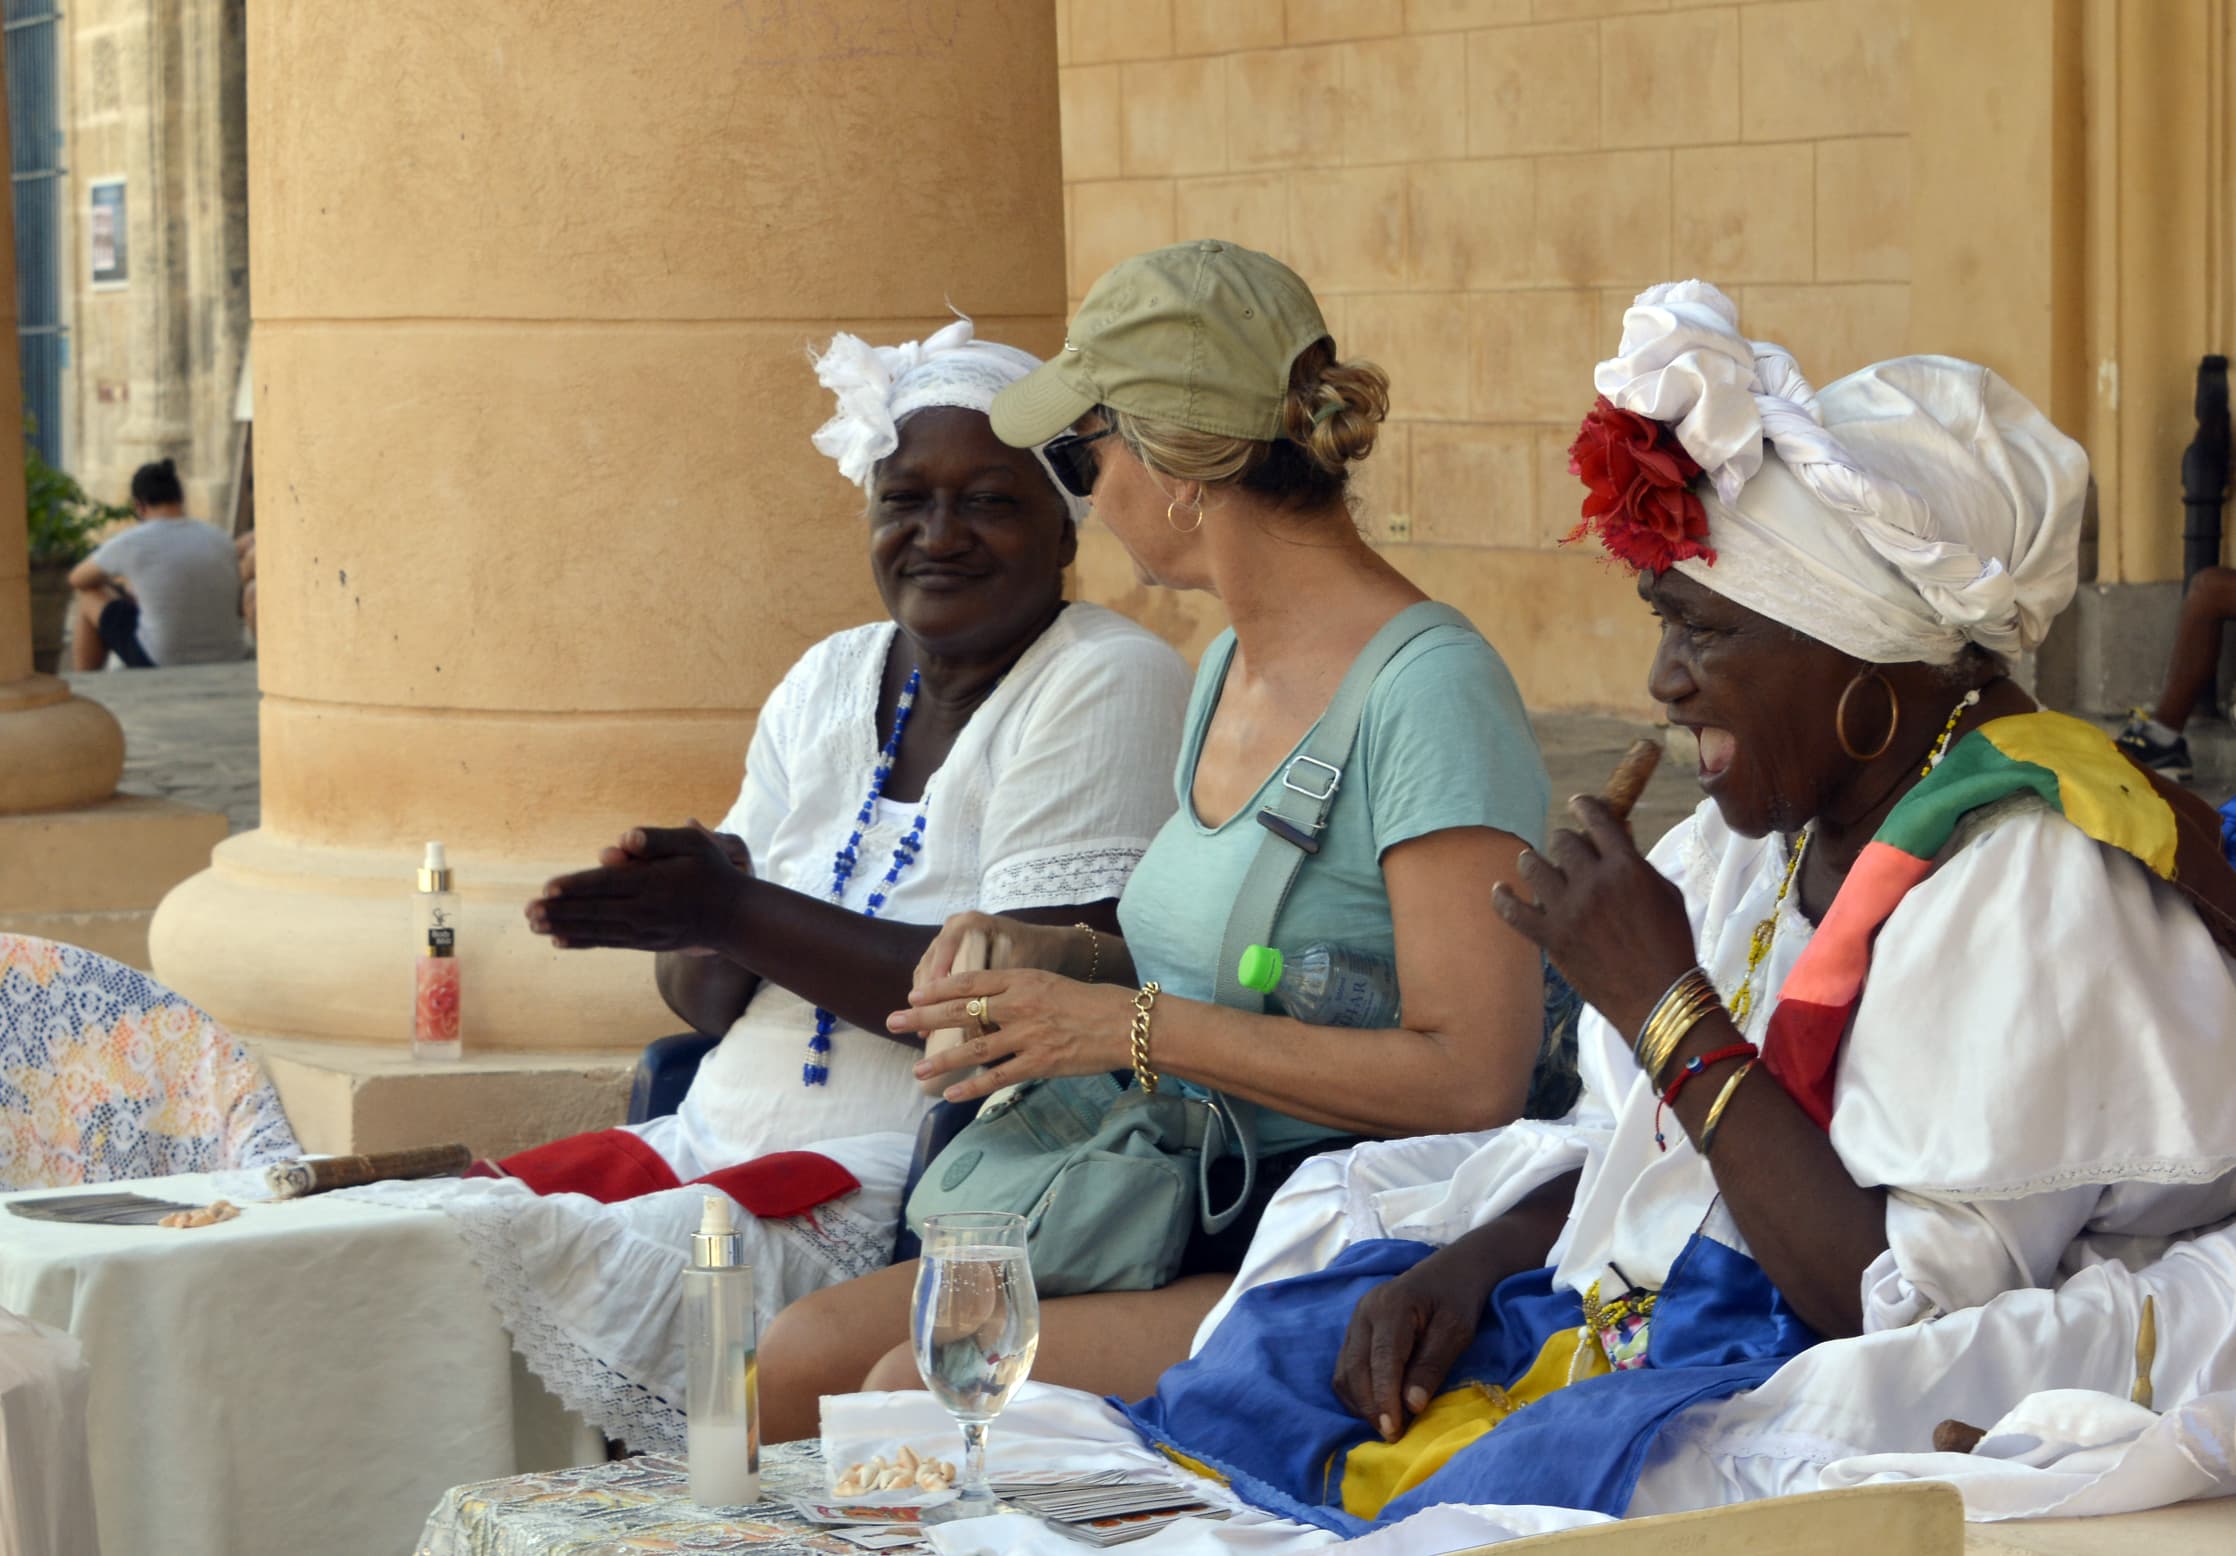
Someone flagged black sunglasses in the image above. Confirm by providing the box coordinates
[1042,426,1114,500]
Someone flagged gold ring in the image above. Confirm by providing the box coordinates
[966,996,989,1023]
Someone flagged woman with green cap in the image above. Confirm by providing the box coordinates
[758,241,1552,1434]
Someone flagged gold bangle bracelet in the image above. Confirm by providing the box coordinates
[1699,1059,1756,1156]
[1129,981,1161,1095]
[1637,970,1723,1084]
[1073,922,1102,985]
[1637,975,1717,1077]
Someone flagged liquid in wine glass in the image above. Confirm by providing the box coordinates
[913,1212,1040,1522]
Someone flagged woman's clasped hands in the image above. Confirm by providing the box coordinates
[893,911,1130,1103]
[526,821,752,955]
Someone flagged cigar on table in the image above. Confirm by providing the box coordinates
[264,1143,474,1198]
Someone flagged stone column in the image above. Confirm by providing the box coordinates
[150,1,1067,1145]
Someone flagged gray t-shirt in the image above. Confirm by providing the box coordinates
[88,518,243,666]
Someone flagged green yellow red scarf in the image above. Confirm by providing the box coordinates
[1761,710,2236,1130]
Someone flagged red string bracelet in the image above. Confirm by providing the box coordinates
[1654,1042,1758,1151]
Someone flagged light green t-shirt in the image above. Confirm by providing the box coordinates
[1116,622,1550,1153]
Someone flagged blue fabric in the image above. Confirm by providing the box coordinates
[1118,1234,1818,1536]
[2218,795,2236,868]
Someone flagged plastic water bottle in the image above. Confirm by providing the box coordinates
[1237,943,1400,1028]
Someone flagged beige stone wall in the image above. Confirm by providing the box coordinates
[64,0,249,516]
[1055,0,1913,712]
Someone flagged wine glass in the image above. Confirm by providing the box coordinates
[912,1211,1040,1524]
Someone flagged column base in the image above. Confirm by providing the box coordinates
[253,1035,637,1159]
[2032,581,2183,717]
[0,793,229,969]
[151,828,680,1053]
[0,674,127,812]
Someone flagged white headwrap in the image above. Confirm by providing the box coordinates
[809,315,1089,523]
[1593,281,2089,664]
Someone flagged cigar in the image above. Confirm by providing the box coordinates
[264,1143,474,1198]
[1931,1419,1986,1455]
[1601,739,1663,821]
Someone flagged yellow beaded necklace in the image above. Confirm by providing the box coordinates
[1728,690,1982,1026]
[1727,830,1808,1024]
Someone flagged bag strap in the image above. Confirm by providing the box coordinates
[1195,600,1475,1233]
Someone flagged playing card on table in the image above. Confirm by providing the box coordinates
[787,1498,931,1527]
[830,1530,929,1552]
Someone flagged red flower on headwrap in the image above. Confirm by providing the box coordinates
[1563,396,1715,573]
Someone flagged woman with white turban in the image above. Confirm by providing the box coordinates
[1082,282,2236,1538]
[350,318,1189,1451]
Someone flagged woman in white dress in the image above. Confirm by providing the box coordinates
[1082,283,2236,1539]
[358,319,1190,1451]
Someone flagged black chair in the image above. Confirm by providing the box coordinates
[625,1032,981,1264]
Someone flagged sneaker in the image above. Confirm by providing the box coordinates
[2115,710,2194,782]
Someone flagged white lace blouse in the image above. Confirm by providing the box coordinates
[662,602,1192,1172]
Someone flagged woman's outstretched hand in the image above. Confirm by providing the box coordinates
[894,967,1135,1102]
[527,822,751,955]
[1491,795,1698,1045]
[1333,1242,1502,1443]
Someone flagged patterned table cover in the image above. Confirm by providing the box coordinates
[418,1441,918,1556]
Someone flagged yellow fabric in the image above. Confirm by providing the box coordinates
[1339,1324,1611,1519]
[1980,712,2179,878]
[1157,1444,1231,1488]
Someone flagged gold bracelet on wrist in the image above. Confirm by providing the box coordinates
[1635,968,1724,1085]
[1129,981,1161,1095]
[1698,1058,1756,1156]
[1073,922,1102,984]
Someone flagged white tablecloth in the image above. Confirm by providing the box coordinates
[0,1173,598,1556]
[0,1305,98,1556]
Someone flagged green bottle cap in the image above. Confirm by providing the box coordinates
[1236,944,1283,993]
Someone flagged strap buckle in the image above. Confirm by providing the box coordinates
[1282,756,1342,806]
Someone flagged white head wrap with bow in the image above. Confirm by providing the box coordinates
[809,315,1088,523]
[1593,281,2089,664]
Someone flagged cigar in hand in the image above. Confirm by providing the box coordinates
[1600,739,1663,823]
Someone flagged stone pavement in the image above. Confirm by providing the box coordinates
[64,660,262,834]
[56,657,2228,858]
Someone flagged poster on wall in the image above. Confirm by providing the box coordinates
[89,177,127,288]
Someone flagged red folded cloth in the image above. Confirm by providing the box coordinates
[494,1128,861,1217]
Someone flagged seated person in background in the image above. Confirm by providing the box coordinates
[757,241,1553,1441]
[2115,562,2236,781]
[514,315,1192,1281]
[235,530,257,642]
[1108,285,2236,1537]
[68,458,243,670]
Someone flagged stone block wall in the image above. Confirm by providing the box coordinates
[1053,0,1915,712]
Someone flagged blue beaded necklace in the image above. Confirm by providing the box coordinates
[807,664,929,1087]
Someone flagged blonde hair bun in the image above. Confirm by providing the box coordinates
[1283,341,1390,474]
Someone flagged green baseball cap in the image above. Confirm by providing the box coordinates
[990,240,1331,448]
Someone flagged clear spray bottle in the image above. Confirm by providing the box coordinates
[685,1193,760,1507]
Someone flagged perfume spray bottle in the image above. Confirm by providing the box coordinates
[413,841,462,1061]
[685,1194,760,1507]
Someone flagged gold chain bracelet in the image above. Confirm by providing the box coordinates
[1130,981,1161,1095]
[1073,922,1102,984]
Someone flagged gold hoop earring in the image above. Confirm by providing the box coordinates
[1834,668,1900,762]
[1167,498,1203,534]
